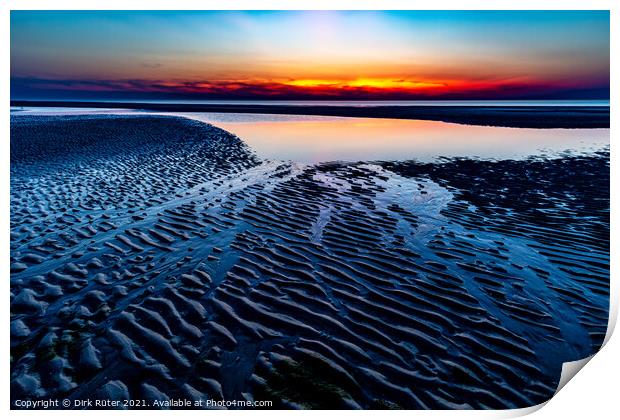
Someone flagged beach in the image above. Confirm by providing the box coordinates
[10,101,610,129]
[10,114,609,409]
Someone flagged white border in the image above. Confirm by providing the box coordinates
[2,2,616,419]
[2,1,616,11]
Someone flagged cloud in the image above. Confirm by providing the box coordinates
[10,76,609,101]
[140,61,163,69]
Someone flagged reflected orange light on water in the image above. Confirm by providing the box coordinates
[185,114,609,163]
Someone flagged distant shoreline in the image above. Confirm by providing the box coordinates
[10,100,610,128]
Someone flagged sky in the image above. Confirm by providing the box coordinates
[10,11,610,101]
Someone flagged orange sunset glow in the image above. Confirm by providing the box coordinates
[10,11,609,100]
[283,78,448,90]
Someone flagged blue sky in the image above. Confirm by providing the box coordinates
[10,10,610,100]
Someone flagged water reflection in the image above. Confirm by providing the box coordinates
[13,108,609,164]
[181,113,609,163]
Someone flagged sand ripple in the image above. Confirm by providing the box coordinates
[11,115,608,409]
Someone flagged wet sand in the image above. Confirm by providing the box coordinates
[10,100,610,128]
[10,115,609,409]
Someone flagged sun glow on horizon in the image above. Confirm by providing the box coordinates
[283,78,448,90]
[10,11,610,100]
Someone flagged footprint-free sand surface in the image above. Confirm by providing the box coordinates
[10,114,609,409]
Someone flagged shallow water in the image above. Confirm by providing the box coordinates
[181,113,609,163]
[11,108,610,164]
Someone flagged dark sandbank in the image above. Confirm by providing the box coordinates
[10,115,609,409]
[10,100,610,128]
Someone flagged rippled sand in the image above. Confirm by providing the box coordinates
[10,115,609,409]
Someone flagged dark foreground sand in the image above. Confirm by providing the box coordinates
[10,115,609,409]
